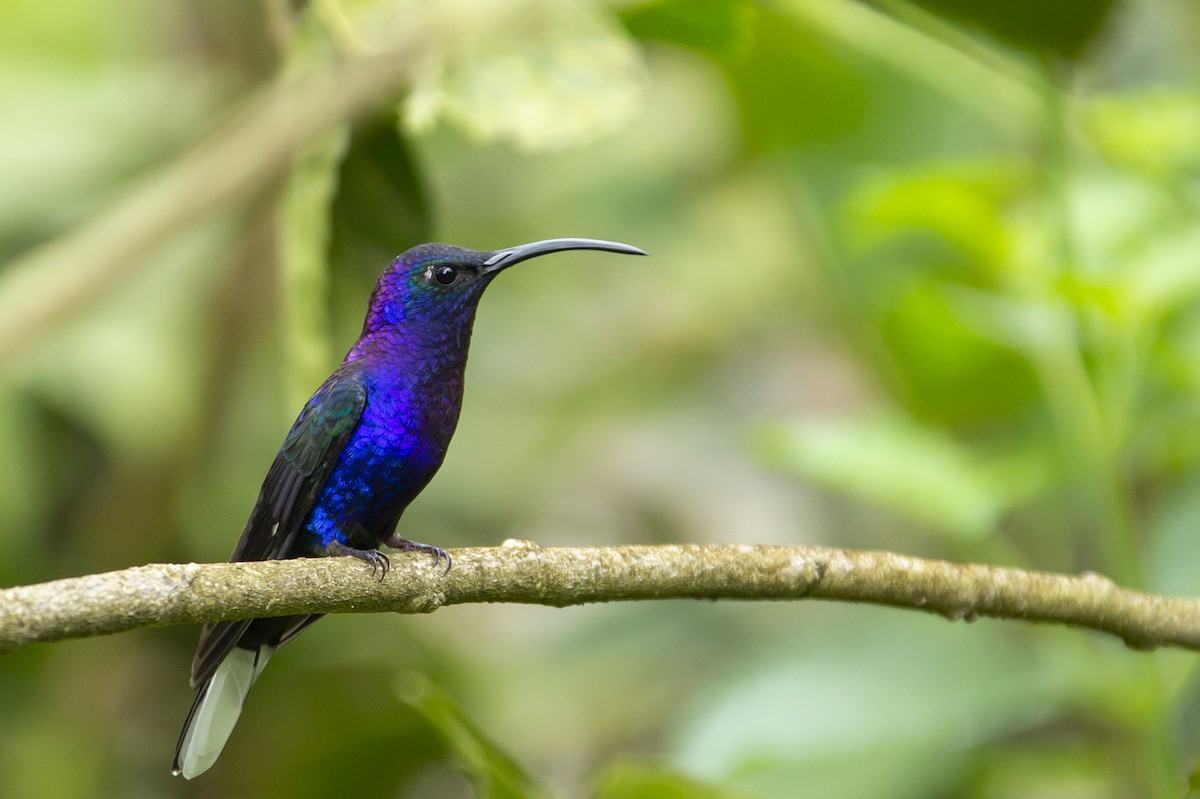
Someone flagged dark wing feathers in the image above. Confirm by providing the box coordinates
[282,374,368,475]
[190,367,368,686]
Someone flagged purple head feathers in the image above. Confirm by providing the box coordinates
[361,238,646,334]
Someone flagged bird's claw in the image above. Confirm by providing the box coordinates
[365,549,390,580]
[385,534,452,576]
[326,541,391,581]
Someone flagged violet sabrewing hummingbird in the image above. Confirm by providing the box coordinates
[173,237,645,778]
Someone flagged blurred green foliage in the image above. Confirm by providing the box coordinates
[2,0,1200,796]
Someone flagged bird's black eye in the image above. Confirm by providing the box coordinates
[432,264,458,285]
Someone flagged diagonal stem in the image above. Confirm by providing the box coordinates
[0,42,417,366]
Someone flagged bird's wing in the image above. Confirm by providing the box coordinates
[189,366,368,686]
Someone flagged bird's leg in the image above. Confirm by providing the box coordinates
[324,540,390,580]
[385,528,452,575]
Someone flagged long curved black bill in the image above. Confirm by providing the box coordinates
[482,238,646,274]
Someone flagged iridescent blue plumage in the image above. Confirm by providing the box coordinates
[173,238,645,779]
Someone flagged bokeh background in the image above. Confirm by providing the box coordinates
[3,0,1200,796]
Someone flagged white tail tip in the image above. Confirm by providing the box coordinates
[174,647,270,779]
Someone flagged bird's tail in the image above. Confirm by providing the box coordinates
[172,646,273,779]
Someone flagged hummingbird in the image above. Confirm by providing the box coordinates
[173,237,645,778]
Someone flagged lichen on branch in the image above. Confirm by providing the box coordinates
[1,542,1197,655]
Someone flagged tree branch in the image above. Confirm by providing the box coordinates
[0,34,419,365]
[1,542,1196,655]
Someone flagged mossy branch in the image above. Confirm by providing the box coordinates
[1,542,1196,655]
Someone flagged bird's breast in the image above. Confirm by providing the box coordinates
[303,368,465,550]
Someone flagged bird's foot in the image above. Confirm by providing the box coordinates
[385,533,452,575]
[325,541,390,580]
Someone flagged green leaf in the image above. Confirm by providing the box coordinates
[1122,226,1200,319]
[592,761,732,799]
[397,673,552,799]
[621,0,755,56]
[327,112,431,340]
[901,0,1117,60]
[329,112,431,268]
[843,162,1021,274]
[1084,91,1200,176]
[882,282,1042,424]
[758,411,1036,539]
[719,7,868,153]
